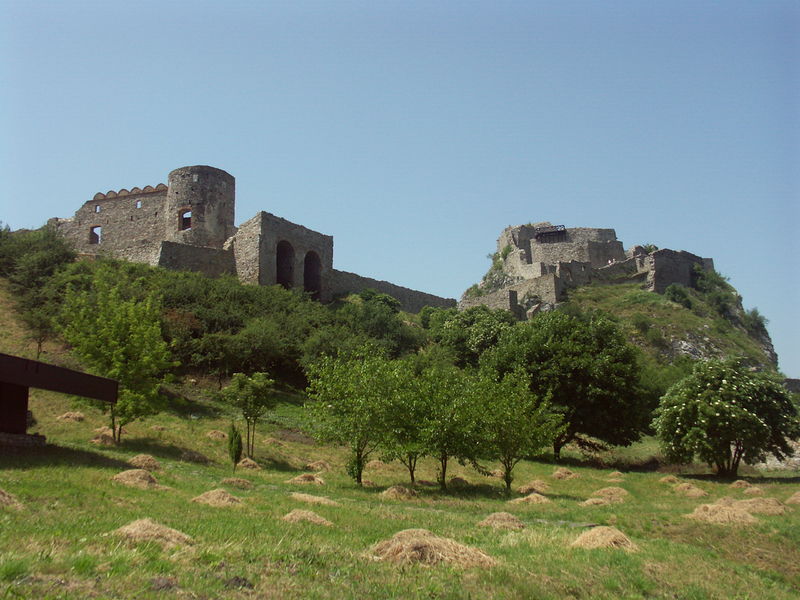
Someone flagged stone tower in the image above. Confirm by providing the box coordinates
[164,165,236,249]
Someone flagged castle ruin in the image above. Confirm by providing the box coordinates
[50,165,455,313]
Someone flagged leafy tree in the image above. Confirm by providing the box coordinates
[653,359,800,476]
[228,422,243,472]
[427,305,516,367]
[481,311,648,460]
[305,349,398,485]
[58,265,174,443]
[220,372,277,458]
[474,369,563,493]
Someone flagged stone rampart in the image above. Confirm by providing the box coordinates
[330,270,456,313]
[156,241,236,278]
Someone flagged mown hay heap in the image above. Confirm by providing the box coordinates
[733,497,788,516]
[508,492,551,505]
[282,509,332,527]
[181,450,211,464]
[730,480,751,489]
[673,483,708,498]
[659,475,679,484]
[286,473,325,485]
[553,467,578,480]
[478,512,525,530]
[571,526,638,551]
[112,469,165,490]
[129,454,161,471]
[237,457,261,470]
[381,485,419,500]
[305,460,332,472]
[114,518,192,548]
[448,477,470,488]
[290,492,340,506]
[0,488,23,510]
[366,459,388,470]
[742,486,764,496]
[370,529,497,567]
[57,411,84,422]
[592,487,629,503]
[685,504,758,525]
[517,479,550,495]
[206,430,227,440]
[91,430,115,446]
[222,478,254,490]
[580,497,612,507]
[191,489,242,507]
[786,492,800,505]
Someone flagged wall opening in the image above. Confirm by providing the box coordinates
[94,205,101,213]
[179,209,192,231]
[303,251,322,300]
[88,226,102,244]
[135,200,142,209]
[276,241,295,289]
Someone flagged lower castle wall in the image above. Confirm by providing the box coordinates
[646,249,708,294]
[156,241,236,278]
[330,269,456,313]
[459,289,525,318]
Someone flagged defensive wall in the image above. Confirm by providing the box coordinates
[51,165,455,312]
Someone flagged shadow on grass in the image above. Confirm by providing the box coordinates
[0,443,131,470]
[530,454,665,473]
[119,437,215,463]
[682,473,800,485]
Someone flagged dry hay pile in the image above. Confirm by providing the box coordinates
[191,489,242,507]
[448,477,470,488]
[580,497,612,507]
[91,431,115,446]
[673,483,708,498]
[114,518,192,548]
[0,488,23,510]
[151,425,167,432]
[304,460,332,472]
[112,469,167,490]
[477,512,525,531]
[730,480,752,489]
[490,469,504,478]
[381,485,419,500]
[608,471,625,478]
[181,450,211,464]
[206,430,227,440]
[237,458,261,470]
[508,492,551,505]
[517,480,550,495]
[57,411,84,422]
[129,454,161,471]
[571,526,638,551]
[264,436,287,448]
[370,529,497,568]
[685,504,758,525]
[222,478,253,490]
[286,473,325,485]
[592,487,629,503]
[659,475,679,484]
[290,492,340,506]
[362,479,378,488]
[786,492,800,505]
[282,509,332,527]
[733,497,788,516]
[366,459,389,470]
[552,467,578,480]
[742,486,764,496]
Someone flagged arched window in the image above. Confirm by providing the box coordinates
[179,209,192,231]
[276,241,295,289]
[88,226,102,244]
[303,251,322,300]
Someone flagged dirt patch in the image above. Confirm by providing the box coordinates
[129,454,160,471]
[508,492,551,505]
[191,489,242,507]
[304,460,331,472]
[206,430,227,440]
[0,488,23,510]
[273,429,315,445]
[659,475,679,484]
[730,480,751,489]
[580,497,612,507]
[237,458,261,470]
[114,518,192,548]
[112,469,167,490]
[264,437,287,447]
[57,411,84,422]
[222,478,253,490]
[592,487,629,503]
[517,479,549,495]
[733,497,788,516]
[286,473,325,485]
[685,504,758,524]
[478,512,525,530]
[785,492,800,505]
[282,509,332,526]
[673,483,708,498]
[571,526,638,551]
[181,450,211,464]
[552,467,578,480]
[290,492,339,506]
[370,529,497,567]
[381,485,419,500]
[742,486,764,496]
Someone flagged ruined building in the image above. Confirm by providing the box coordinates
[50,165,455,313]
[460,222,715,319]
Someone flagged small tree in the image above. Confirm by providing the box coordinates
[221,372,276,458]
[228,422,243,472]
[653,359,800,477]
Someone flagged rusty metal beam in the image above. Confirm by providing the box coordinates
[0,353,117,403]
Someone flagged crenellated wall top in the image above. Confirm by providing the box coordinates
[92,183,167,201]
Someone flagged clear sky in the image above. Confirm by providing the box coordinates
[2,1,798,376]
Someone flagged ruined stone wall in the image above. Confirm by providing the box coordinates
[156,241,236,278]
[51,186,169,264]
[225,214,262,285]
[460,289,525,319]
[330,269,456,313]
[529,229,624,268]
[646,249,711,294]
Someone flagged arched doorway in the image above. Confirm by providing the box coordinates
[303,251,322,300]
[276,241,294,289]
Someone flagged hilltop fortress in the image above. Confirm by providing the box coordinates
[49,165,455,313]
[460,222,715,319]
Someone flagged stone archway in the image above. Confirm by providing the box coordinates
[276,241,295,289]
[303,251,322,300]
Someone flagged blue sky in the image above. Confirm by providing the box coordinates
[2,1,798,376]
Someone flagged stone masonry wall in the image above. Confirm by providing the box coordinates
[330,269,456,313]
[156,241,236,278]
[646,249,712,294]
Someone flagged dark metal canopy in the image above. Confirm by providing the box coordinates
[0,353,117,402]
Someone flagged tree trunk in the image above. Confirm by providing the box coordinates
[405,453,417,485]
[438,453,449,491]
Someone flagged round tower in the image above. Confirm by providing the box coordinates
[164,166,235,248]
